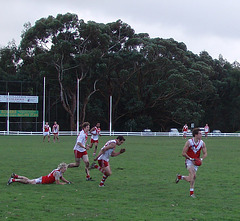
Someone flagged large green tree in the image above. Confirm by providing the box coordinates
[1,13,240,132]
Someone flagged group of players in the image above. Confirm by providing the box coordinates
[7,122,126,188]
[42,121,60,143]
[182,123,210,138]
[7,121,208,198]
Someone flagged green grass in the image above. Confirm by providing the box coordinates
[0,135,239,220]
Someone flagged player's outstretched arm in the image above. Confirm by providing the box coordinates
[55,179,66,185]
[61,176,72,184]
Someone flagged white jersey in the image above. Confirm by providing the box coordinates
[52,124,59,134]
[91,127,101,140]
[98,139,116,162]
[73,129,88,152]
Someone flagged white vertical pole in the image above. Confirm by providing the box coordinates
[109,95,112,136]
[43,77,46,132]
[7,92,10,135]
[77,78,80,134]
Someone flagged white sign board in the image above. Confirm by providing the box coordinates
[0,95,38,103]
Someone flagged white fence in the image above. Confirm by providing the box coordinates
[0,130,240,137]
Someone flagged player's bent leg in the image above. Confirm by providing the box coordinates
[13,178,30,184]
[17,175,29,179]
[68,158,80,168]
[99,166,111,187]
[103,166,112,176]
[82,155,92,180]
[82,155,89,167]
[94,144,98,154]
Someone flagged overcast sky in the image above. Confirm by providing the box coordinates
[1,0,240,63]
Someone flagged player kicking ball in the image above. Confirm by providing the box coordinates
[89,136,126,187]
[7,162,71,185]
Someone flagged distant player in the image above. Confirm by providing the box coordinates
[175,128,207,198]
[52,121,60,143]
[68,122,92,181]
[90,136,126,187]
[204,124,210,138]
[182,124,188,139]
[7,162,71,185]
[43,122,51,142]
[89,122,101,156]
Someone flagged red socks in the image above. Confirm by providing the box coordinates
[95,165,105,173]
[190,188,194,196]
[99,174,108,186]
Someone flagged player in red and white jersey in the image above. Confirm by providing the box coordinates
[43,122,51,142]
[7,162,71,185]
[175,128,207,198]
[90,136,126,187]
[89,122,101,156]
[204,124,210,138]
[52,121,60,143]
[182,124,188,139]
[68,122,92,181]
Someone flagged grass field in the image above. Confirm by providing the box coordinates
[0,135,239,220]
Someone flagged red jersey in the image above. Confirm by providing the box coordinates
[183,125,188,132]
[91,127,101,140]
[187,138,203,158]
[44,125,50,132]
[42,169,62,184]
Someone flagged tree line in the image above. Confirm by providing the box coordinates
[0,13,240,132]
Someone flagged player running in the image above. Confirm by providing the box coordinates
[175,128,207,198]
[68,122,92,181]
[7,162,70,185]
[89,122,101,156]
[90,136,126,187]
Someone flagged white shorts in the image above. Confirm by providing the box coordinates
[43,132,50,136]
[185,159,199,172]
[33,177,42,184]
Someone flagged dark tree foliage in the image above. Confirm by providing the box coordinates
[1,13,240,132]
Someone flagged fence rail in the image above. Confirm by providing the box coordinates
[0,130,240,137]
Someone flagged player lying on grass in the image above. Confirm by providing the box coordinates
[7,162,71,185]
[89,136,126,187]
